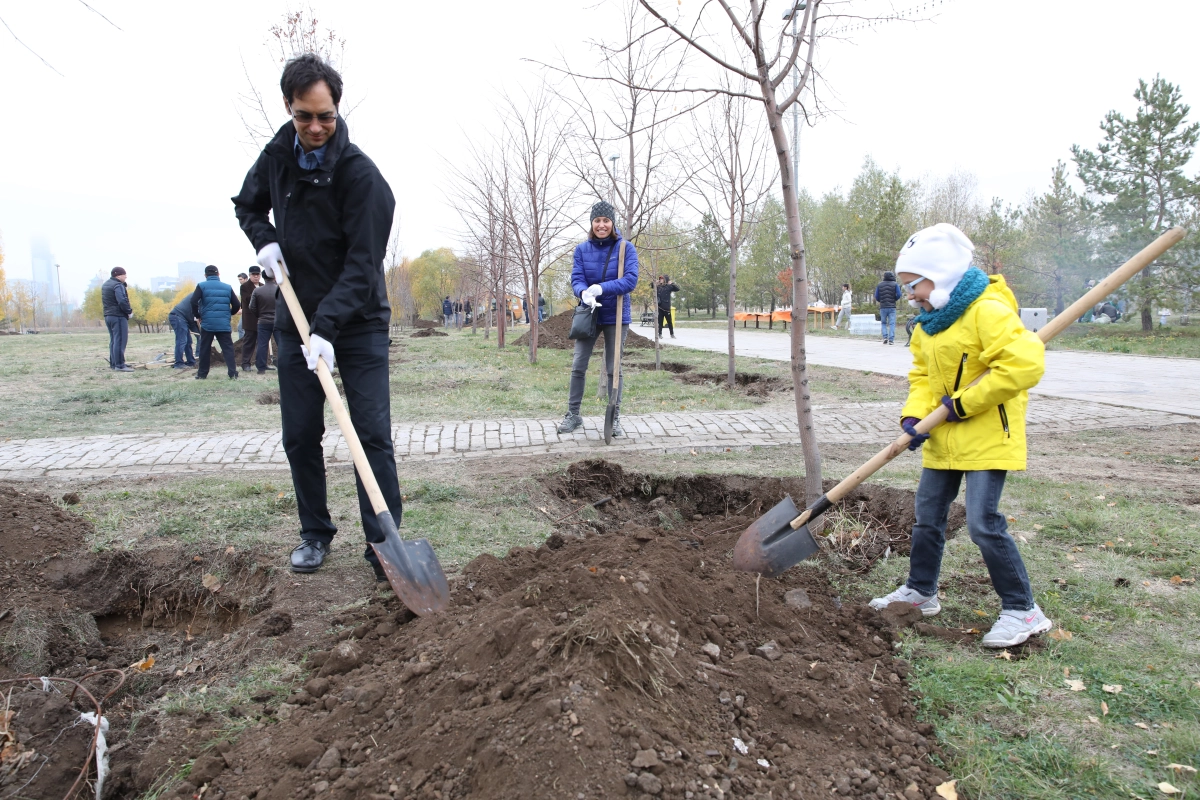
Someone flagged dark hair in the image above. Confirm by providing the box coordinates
[280,53,343,106]
[843,283,850,289]
[205,265,219,276]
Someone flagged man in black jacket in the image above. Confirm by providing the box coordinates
[233,53,400,581]
[249,273,278,374]
[655,275,679,339]
[101,267,134,371]
[874,270,900,345]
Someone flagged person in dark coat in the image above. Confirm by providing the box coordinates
[101,267,134,371]
[239,266,263,370]
[191,266,241,379]
[232,53,401,581]
[249,273,279,373]
[874,270,900,345]
[442,297,453,328]
[168,294,200,368]
[538,292,546,322]
[655,274,680,338]
[556,200,639,437]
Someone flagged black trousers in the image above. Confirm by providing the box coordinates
[240,321,258,369]
[197,330,237,378]
[255,322,279,372]
[278,329,402,565]
[657,307,674,336]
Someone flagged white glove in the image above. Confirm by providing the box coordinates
[301,333,335,372]
[256,243,289,279]
[587,284,603,298]
[581,292,599,309]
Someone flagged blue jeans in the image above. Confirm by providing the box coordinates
[906,468,1034,611]
[169,312,196,365]
[880,307,896,341]
[104,315,128,368]
[567,324,627,415]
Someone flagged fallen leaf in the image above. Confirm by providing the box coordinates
[1167,764,1198,774]
[130,655,155,672]
[1103,541,1115,548]
[1048,629,1073,641]
[1147,750,1158,756]
[1101,700,1109,716]
[1065,679,1086,692]
[935,780,958,800]
[1095,495,1105,500]
[973,609,988,617]
[202,574,222,593]
[192,555,203,563]
[1157,782,1179,795]
[1103,684,1123,694]
[1033,524,1044,531]
[995,650,1012,661]
[1135,722,1150,730]
[1064,667,1071,677]
[1007,515,1017,522]
[1169,576,1183,585]
[1107,502,1117,507]
[1088,715,1100,724]
[225,545,235,554]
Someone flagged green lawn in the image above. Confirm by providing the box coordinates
[0,328,904,439]
[1046,323,1200,358]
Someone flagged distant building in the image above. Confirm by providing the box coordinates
[87,272,106,292]
[151,276,180,293]
[31,237,58,300]
[178,261,206,284]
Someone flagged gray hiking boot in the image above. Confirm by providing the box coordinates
[868,585,941,616]
[557,412,583,434]
[981,605,1052,648]
[611,415,624,438]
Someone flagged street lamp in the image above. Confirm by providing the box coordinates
[782,2,807,200]
[55,263,66,330]
[608,153,620,208]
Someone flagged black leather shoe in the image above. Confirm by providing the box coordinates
[369,560,388,582]
[290,540,330,573]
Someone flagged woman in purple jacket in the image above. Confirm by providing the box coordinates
[556,201,639,437]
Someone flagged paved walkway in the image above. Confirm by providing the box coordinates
[0,398,1192,479]
[661,327,1200,416]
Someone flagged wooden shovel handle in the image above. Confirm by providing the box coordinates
[274,263,390,517]
[791,225,1187,529]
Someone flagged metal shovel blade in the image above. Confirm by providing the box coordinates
[732,495,821,578]
[603,401,616,444]
[370,511,450,616]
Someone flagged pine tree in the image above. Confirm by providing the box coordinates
[1020,162,1095,314]
[1072,76,1200,331]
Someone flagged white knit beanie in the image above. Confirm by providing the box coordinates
[895,223,975,309]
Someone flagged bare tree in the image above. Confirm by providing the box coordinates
[633,0,832,506]
[237,6,349,150]
[687,79,775,386]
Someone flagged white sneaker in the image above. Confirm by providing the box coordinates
[981,605,1052,648]
[868,586,941,617]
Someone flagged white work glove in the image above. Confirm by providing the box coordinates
[587,284,603,298]
[256,243,289,279]
[301,333,335,372]
[581,284,602,308]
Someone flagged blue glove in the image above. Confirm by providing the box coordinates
[941,395,964,422]
[901,417,929,451]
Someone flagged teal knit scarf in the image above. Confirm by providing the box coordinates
[913,267,990,335]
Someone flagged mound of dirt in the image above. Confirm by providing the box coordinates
[628,361,695,374]
[411,328,449,338]
[207,460,952,800]
[512,309,654,351]
[413,319,438,329]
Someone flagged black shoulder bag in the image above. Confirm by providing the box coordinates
[568,239,619,340]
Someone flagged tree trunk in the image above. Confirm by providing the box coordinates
[1141,304,1153,332]
[528,273,540,364]
[727,241,739,387]
[762,93,822,508]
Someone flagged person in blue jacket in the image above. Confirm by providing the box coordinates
[557,201,639,437]
[190,265,242,380]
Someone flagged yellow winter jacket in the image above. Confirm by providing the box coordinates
[901,275,1045,471]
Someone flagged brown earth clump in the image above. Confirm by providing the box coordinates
[208,460,952,800]
[512,309,654,351]
[411,328,449,338]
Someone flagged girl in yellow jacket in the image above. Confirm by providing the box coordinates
[869,223,1054,648]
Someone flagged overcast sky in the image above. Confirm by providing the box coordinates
[2,0,1197,302]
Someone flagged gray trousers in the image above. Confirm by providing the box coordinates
[104,315,128,368]
[568,324,627,415]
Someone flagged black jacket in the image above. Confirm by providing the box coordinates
[250,281,278,326]
[874,272,899,309]
[656,281,679,310]
[232,118,396,342]
[101,278,132,318]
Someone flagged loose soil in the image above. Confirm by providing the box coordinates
[512,309,654,351]
[411,329,449,338]
[1,463,965,799]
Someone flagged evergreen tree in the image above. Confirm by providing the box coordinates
[684,214,730,317]
[741,196,789,311]
[1020,161,1095,314]
[1072,76,1200,330]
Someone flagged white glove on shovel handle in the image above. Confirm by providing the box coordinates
[302,333,335,372]
[256,243,289,279]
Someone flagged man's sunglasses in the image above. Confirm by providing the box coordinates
[291,110,337,124]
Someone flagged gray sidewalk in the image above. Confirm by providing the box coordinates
[0,398,1191,479]
[660,327,1200,417]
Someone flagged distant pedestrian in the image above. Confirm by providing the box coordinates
[522,295,531,325]
[168,294,199,368]
[656,275,679,338]
[250,272,279,373]
[556,201,639,437]
[101,267,134,372]
[240,266,263,371]
[236,272,249,336]
[464,298,473,325]
[191,266,241,380]
[538,292,546,322]
[453,298,463,328]
[834,283,852,330]
[874,270,900,344]
[442,296,453,327]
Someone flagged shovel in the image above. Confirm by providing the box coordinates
[604,239,629,444]
[274,263,450,615]
[733,226,1187,578]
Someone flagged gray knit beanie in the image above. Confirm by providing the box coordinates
[590,201,615,222]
